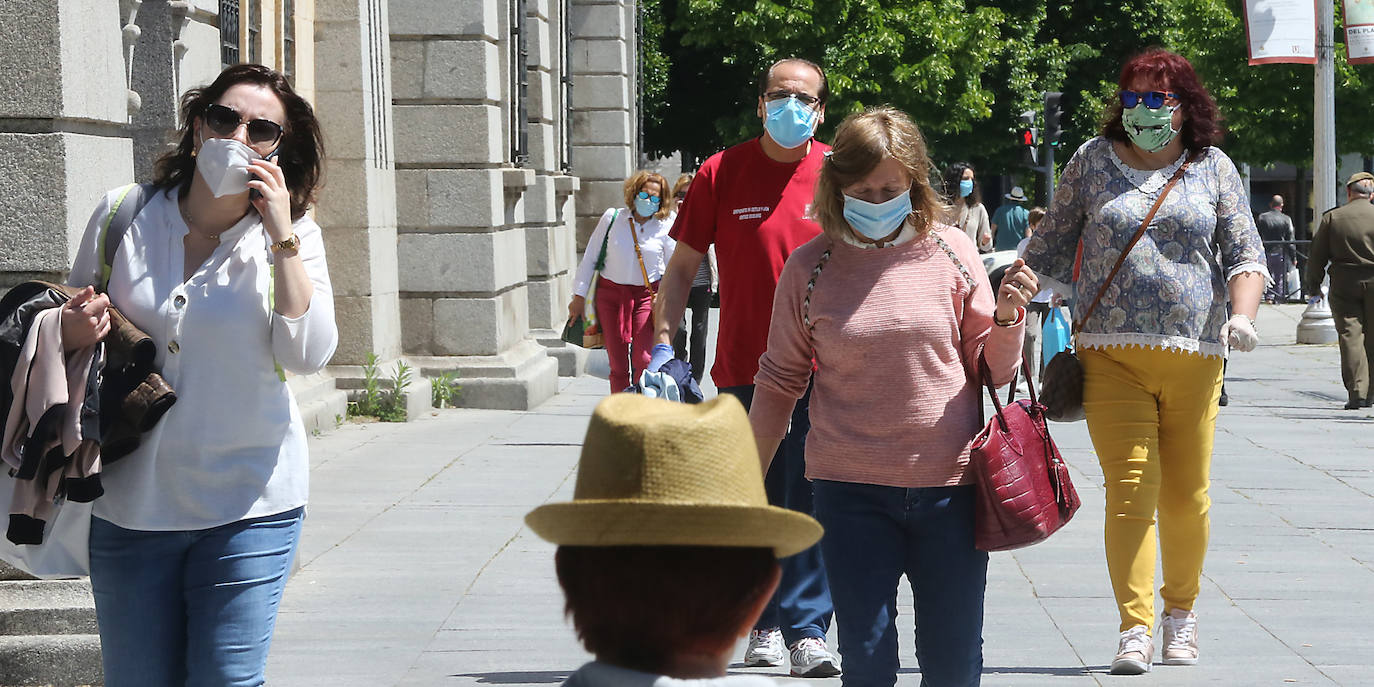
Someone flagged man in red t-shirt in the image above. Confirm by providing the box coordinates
[649,58,838,678]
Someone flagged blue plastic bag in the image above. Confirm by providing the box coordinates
[1042,306,1071,367]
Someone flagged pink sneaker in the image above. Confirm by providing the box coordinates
[1160,608,1199,665]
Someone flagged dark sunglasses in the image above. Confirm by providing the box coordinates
[764,90,821,107]
[637,191,661,203]
[204,103,285,147]
[1119,90,1178,110]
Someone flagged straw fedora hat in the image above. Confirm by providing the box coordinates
[1005,186,1028,202]
[525,394,822,557]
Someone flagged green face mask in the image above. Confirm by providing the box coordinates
[1121,104,1180,153]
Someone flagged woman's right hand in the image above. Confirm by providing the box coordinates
[567,295,585,324]
[60,286,111,351]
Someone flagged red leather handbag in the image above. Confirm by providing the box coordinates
[969,354,1080,552]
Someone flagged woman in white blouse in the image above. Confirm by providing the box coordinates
[568,171,676,392]
[63,64,337,687]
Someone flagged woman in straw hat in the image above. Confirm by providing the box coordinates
[749,106,1038,686]
[526,394,822,684]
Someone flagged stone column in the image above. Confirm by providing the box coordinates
[388,0,558,410]
[569,0,635,249]
[314,0,403,365]
[0,0,136,290]
[128,0,221,180]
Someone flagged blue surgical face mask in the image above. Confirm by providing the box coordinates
[958,179,974,198]
[842,190,913,241]
[634,196,660,217]
[764,97,820,149]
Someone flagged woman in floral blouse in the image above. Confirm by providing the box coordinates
[1023,49,1267,675]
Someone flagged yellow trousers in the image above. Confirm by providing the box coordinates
[1081,346,1223,633]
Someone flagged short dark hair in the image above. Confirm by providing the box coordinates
[1101,48,1223,154]
[555,546,777,673]
[758,57,829,106]
[152,64,325,220]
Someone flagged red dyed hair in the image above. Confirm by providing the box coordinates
[1101,48,1223,153]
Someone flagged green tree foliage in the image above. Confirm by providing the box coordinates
[640,0,1374,177]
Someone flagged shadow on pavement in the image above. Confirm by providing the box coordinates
[453,671,573,684]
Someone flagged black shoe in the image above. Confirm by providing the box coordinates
[1218,389,1229,407]
[1345,399,1363,410]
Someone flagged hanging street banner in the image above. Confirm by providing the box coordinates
[1244,0,1319,63]
[1347,0,1374,64]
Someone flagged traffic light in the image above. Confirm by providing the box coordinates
[1018,110,1039,166]
[1043,91,1064,147]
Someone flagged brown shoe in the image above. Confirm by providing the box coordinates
[1160,608,1199,666]
[1110,625,1153,674]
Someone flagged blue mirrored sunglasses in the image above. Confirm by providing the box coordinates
[637,191,661,203]
[1119,90,1178,109]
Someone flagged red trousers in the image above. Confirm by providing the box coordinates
[594,277,658,393]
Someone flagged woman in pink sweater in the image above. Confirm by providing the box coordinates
[750,107,1038,686]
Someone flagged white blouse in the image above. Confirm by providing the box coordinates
[571,208,676,297]
[69,186,338,531]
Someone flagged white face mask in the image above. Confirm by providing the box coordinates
[196,136,259,198]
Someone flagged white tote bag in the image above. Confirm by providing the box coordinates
[0,474,92,579]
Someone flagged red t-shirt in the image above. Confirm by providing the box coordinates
[671,137,829,388]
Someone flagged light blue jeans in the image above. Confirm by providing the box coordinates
[88,507,304,687]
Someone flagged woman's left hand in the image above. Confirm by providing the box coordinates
[248,157,293,242]
[996,258,1039,321]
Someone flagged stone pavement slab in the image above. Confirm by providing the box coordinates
[268,304,1371,686]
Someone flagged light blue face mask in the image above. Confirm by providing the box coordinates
[634,196,660,217]
[959,179,974,198]
[842,191,913,241]
[764,97,820,149]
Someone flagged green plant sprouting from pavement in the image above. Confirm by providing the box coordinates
[431,371,460,409]
[349,352,410,422]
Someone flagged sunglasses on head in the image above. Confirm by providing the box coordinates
[1119,90,1178,110]
[204,103,284,147]
[637,191,661,203]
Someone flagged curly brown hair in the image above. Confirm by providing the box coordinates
[1101,48,1223,154]
[152,64,324,220]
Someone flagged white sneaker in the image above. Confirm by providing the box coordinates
[743,627,784,667]
[1109,625,1153,675]
[789,637,841,678]
[1160,608,1199,665]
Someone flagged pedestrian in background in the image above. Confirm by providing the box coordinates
[992,185,1030,251]
[67,64,338,686]
[752,106,1035,686]
[525,394,823,687]
[649,57,840,677]
[1257,195,1296,302]
[1023,48,1267,674]
[1017,206,1052,380]
[671,172,716,384]
[569,171,676,393]
[1304,172,1374,409]
[944,162,992,252]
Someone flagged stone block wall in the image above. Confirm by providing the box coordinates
[569,0,635,249]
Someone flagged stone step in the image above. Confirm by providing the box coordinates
[0,634,102,687]
[0,581,97,636]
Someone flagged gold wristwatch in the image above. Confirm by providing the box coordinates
[270,234,300,254]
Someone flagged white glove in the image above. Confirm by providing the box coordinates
[1220,314,1258,353]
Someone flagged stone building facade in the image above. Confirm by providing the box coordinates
[0,0,638,415]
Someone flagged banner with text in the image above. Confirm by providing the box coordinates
[1244,0,1318,64]
[1347,0,1374,64]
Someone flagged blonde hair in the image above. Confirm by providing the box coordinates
[670,172,694,213]
[623,171,672,220]
[812,107,942,242]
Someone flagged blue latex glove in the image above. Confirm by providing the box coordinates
[647,343,676,372]
[638,369,681,402]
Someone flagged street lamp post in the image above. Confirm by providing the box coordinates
[1298,0,1339,344]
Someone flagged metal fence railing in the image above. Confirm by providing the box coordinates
[1262,239,1311,302]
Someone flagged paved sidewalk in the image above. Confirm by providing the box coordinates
[267,304,1374,686]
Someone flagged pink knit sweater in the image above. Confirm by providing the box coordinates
[751,224,1025,488]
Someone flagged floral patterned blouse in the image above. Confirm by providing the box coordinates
[1023,137,1269,358]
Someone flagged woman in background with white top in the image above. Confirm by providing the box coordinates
[569,171,676,392]
[65,64,337,686]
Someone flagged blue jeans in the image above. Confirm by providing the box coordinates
[89,507,304,687]
[813,481,987,687]
[719,384,833,644]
